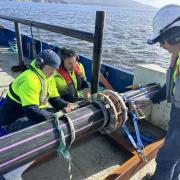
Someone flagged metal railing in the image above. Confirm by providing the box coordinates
[0,11,105,94]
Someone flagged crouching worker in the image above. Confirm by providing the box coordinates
[54,47,91,103]
[0,49,74,133]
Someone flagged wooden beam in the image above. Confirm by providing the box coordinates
[104,135,164,180]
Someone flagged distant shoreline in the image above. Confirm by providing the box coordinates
[5,0,155,9]
[7,0,68,3]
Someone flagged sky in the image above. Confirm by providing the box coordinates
[134,0,180,8]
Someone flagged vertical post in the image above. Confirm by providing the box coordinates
[91,11,105,94]
[14,22,24,66]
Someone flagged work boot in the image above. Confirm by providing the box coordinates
[141,173,153,180]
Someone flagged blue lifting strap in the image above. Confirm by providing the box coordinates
[130,111,144,149]
[122,124,147,162]
[122,124,140,153]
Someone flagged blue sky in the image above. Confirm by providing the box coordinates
[134,0,180,8]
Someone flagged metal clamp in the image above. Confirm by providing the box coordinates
[93,100,109,131]
[93,90,128,134]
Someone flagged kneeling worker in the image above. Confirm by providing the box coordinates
[54,47,91,102]
[0,49,74,132]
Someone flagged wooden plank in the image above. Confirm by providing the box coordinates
[104,138,164,180]
[100,73,114,91]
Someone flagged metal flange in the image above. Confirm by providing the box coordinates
[104,90,128,125]
[93,90,128,134]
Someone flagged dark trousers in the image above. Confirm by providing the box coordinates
[0,96,52,133]
[153,105,180,180]
[0,96,25,127]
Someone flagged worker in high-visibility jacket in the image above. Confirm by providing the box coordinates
[54,47,91,102]
[140,5,180,180]
[0,49,74,133]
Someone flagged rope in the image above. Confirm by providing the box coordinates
[9,35,24,54]
[8,40,17,53]
[55,114,76,180]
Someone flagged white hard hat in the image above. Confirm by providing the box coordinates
[148,4,180,44]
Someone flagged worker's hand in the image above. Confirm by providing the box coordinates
[64,103,79,113]
[64,104,72,113]
[135,98,153,109]
[83,88,91,101]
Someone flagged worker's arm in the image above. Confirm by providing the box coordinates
[49,97,69,110]
[79,63,91,101]
[135,84,166,108]
[23,105,53,122]
[49,78,69,110]
[79,63,89,90]
[81,80,89,89]
[150,84,166,103]
[81,80,91,101]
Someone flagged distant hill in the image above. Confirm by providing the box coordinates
[7,0,67,3]
[6,0,152,9]
[67,0,147,8]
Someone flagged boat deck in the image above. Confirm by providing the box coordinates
[0,46,19,94]
[0,46,163,180]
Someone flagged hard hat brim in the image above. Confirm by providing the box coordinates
[148,33,160,45]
